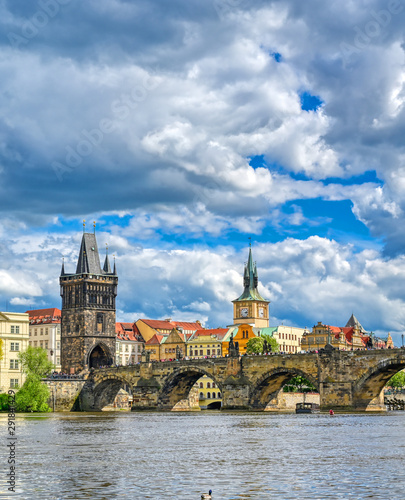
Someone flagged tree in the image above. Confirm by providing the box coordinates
[16,347,54,412]
[18,346,54,378]
[261,334,280,353]
[283,375,317,393]
[387,371,405,388]
[246,337,264,354]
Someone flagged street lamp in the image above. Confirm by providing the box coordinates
[402,333,404,348]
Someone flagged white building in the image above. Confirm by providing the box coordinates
[0,312,30,391]
[26,308,61,371]
[115,322,145,365]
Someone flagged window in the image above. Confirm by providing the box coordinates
[29,341,32,346]
[40,341,43,348]
[125,345,129,352]
[10,360,19,370]
[11,325,20,334]
[34,341,37,347]
[212,392,216,398]
[29,331,32,337]
[40,328,43,335]
[199,392,204,399]
[207,349,210,356]
[199,382,203,388]
[200,350,203,356]
[10,379,19,388]
[34,330,37,336]
[56,357,60,364]
[212,382,216,388]
[217,349,220,355]
[165,348,168,353]
[57,341,60,349]
[207,392,211,399]
[218,392,221,398]
[207,382,211,388]
[10,342,19,351]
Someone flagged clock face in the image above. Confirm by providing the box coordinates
[259,307,264,318]
[240,307,248,318]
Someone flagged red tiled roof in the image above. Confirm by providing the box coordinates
[26,308,61,325]
[139,319,204,332]
[146,334,167,345]
[116,322,144,342]
[192,328,228,340]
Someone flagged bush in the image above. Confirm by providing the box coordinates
[0,393,9,412]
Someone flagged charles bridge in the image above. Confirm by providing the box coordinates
[45,347,405,412]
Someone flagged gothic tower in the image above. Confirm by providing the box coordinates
[232,245,270,328]
[60,230,118,373]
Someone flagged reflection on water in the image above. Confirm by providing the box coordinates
[1,412,405,499]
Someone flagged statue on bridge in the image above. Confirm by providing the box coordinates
[228,334,239,357]
[141,346,151,363]
[176,345,183,360]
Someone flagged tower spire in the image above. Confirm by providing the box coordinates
[60,257,65,276]
[103,243,112,273]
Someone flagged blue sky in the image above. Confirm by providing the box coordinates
[1,0,405,343]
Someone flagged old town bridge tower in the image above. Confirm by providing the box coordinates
[60,230,118,373]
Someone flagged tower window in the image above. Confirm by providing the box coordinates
[96,313,104,332]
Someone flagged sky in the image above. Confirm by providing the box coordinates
[1,0,405,343]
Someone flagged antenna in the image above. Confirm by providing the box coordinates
[248,236,251,248]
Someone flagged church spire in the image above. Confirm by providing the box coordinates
[235,244,266,301]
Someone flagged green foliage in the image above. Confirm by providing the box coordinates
[15,347,54,412]
[0,393,9,411]
[283,375,317,393]
[386,371,405,388]
[246,337,264,354]
[261,334,280,353]
[18,346,54,377]
[15,374,51,412]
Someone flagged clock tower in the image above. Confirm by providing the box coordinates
[232,245,270,328]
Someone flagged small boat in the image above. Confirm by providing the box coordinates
[296,402,320,414]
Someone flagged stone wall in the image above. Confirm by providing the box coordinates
[44,380,86,411]
[265,392,320,412]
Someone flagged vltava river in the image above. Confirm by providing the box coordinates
[1,411,405,499]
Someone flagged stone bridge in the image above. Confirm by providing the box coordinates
[60,347,405,412]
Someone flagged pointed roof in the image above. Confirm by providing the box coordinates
[345,314,366,333]
[234,246,268,302]
[103,253,112,273]
[76,233,103,275]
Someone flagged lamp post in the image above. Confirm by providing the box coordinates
[402,333,404,348]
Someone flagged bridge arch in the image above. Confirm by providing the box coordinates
[158,364,221,410]
[353,355,405,410]
[91,372,133,410]
[249,367,319,410]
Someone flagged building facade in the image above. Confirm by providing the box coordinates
[60,231,118,373]
[115,322,144,365]
[269,325,306,354]
[0,312,29,391]
[26,308,61,371]
[187,328,227,359]
[232,246,270,328]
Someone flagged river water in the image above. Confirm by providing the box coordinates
[1,411,405,500]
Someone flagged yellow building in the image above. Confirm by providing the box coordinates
[301,315,369,351]
[0,312,30,391]
[187,328,228,358]
[196,375,222,409]
[232,246,270,329]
